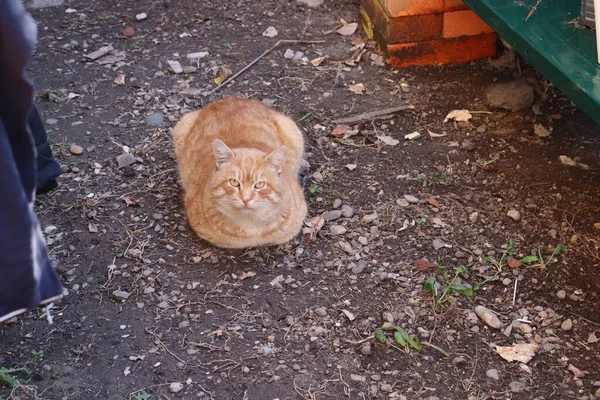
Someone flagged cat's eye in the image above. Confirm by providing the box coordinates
[254,181,266,189]
[229,179,240,187]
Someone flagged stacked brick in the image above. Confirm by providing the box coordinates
[360,0,497,67]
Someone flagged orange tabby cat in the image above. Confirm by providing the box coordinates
[173,97,307,248]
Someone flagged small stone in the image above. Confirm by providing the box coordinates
[179,321,189,329]
[187,52,209,61]
[594,222,600,230]
[548,229,558,238]
[182,66,197,74]
[146,112,164,126]
[362,212,378,223]
[123,26,135,37]
[351,260,367,274]
[452,356,467,366]
[476,124,487,133]
[262,26,278,38]
[461,140,476,151]
[507,209,521,221]
[324,210,342,221]
[112,290,131,301]
[332,199,343,209]
[469,212,478,223]
[330,225,347,235]
[380,383,393,393]
[485,80,534,112]
[502,278,512,286]
[167,60,183,74]
[296,0,323,7]
[284,49,295,59]
[596,388,600,398]
[404,194,419,204]
[292,51,305,61]
[69,144,83,155]
[136,12,147,20]
[556,289,566,299]
[509,381,527,392]
[169,382,184,394]
[341,205,355,218]
[486,369,500,381]
[360,342,371,355]
[396,198,409,207]
[315,307,327,317]
[116,153,136,169]
[474,305,503,329]
[561,319,573,331]
[157,301,169,309]
[312,171,324,182]
[382,312,394,323]
[350,374,366,383]
[46,118,58,125]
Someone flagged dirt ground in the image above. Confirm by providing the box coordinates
[1,0,600,399]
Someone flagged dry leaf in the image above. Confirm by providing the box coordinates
[444,109,472,123]
[414,258,437,271]
[426,197,440,208]
[113,74,125,85]
[311,56,326,66]
[348,83,365,94]
[533,124,550,138]
[376,135,399,146]
[239,271,256,280]
[567,363,588,378]
[123,196,140,206]
[331,125,349,138]
[342,309,356,321]
[558,155,577,167]
[350,37,366,46]
[214,67,232,85]
[496,343,538,364]
[304,215,325,239]
[337,22,358,36]
[428,129,446,138]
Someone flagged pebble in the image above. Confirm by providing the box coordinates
[169,382,184,394]
[548,229,558,238]
[112,290,131,301]
[382,311,394,323]
[404,194,419,204]
[396,198,409,207]
[157,301,169,309]
[474,305,503,329]
[324,210,342,221]
[362,212,378,223]
[596,389,600,398]
[312,171,324,182]
[350,374,366,383]
[486,369,500,381]
[485,80,534,112]
[69,144,83,155]
[296,0,323,7]
[476,124,487,133]
[556,289,566,299]
[315,307,327,317]
[332,199,343,209]
[284,49,295,59]
[341,205,355,218]
[123,26,135,37]
[167,60,183,74]
[351,260,367,274]
[146,112,164,126]
[507,209,521,221]
[469,212,479,223]
[509,381,526,392]
[561,319,573,331]
[461,140,476,151]
[136,12,147,20]
[502,278,512,286]
[360,342,371,355]
[380,383,393,393]
[452,356,467,366]
[262,26,278,38]
[594,222,600,230]
[117,153,137,169]
[46,118,58,125]
[330,225,347,235]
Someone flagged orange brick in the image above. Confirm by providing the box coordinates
[443,10,494,38]
[377,0,444,17]
[443,0,469,11]
[363,0,442,43]
[386,33,497,67]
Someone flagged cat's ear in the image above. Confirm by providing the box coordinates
[212,139,234,168]
[265,146,288,174]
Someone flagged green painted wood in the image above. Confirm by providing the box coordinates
[463,0,600,125]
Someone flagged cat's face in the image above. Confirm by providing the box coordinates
[211,139,287,218]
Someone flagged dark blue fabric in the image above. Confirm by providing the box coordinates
[30,105,63,193]
[0,0,64,322]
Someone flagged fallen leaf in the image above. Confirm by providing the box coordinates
[239,271,256,280]
[496,343,538,364]
[304,215,325,239]
[428,129,446,138]
[567,363,588,378]
[432,217,446,228]
[342,309,356,321]
[345,164,357,171]
[426,197,440,208]
[444,109,472,123]
[432,238,446,250]
[350,37,366,46]
[269,275,285,287]
[214,67,232,85]
[123,196,140,206]
[507,257,521,269]
[414,258,437,271]
[262,26,278,38]
[331,125,349,138]
[533,124,551,138]
[311,56,326,66]
[558,155,577,167]
[586,332,598,343]
[348,83,365,94]
[376,135,399,146]
[113,74,125,85]
[336,22,358,36]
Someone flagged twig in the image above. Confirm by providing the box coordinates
[145,329,187,365]
[333,105,415,125]
[206,39,325,96]
[525,0,543,21]
[512,278,518,306]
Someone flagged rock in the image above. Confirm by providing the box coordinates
[112,290,131,301]
[509,381,527,392]
[297,0,323,7]
[382,311,394,323]
[594,222,600,230]
[315,307,327,317]
[351,260,367,274]
[123,26,135,37]
[330,225,347,235]
[404,194,419,204]
[476,124,487,133]
[561,319,573,331]
[362,212,378,223]
[474,305,503,329]
[452,356,467,366]
[486,369,500,381]
[324,210,342,221]
[167,60,183,74]
[169,382,184,393]
[556,289,566,299]
[548,229,558,238]
[135,12,147,20]
[312,171,324,182]
[507,209,521,221]
[534,124,550,138]
[292,51,305,61]
[46,118,58,125]
[333,199,343,209]
[485,80,534,112]
[69,144,83,155]
[116,153,136,168]
[396,198,409,207]
[596,388,600,398]
[146,112,164,126]
[380,383,393,393]
[360,342,372,355]
[183,66,197,74]
[262,26,278,38]
[284,49,295,59]
[350,374,366,383]
[461,140,476,151]
[469,212,478,223]
[341,205,355,218]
